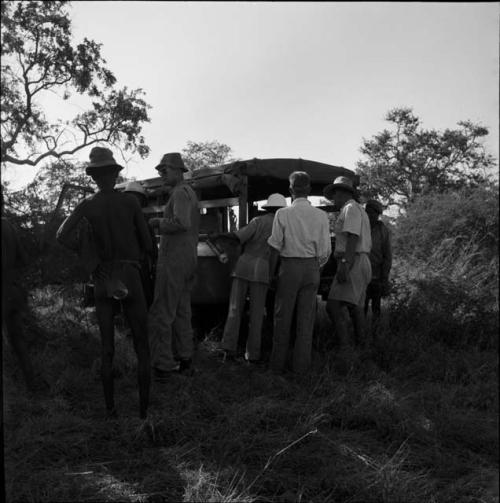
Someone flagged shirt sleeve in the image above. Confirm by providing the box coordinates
[158,187,192,234]
[341,203,362,236]
[317,213,332,267]
[267,210,284,252]
[234,217,258,245]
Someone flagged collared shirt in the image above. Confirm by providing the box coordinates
[268,198,331,267]
[232,212,274,283]
[157,182,199,260]
[333,199,371,255]
[369,220,392,280]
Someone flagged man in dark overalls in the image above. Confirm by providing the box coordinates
[148,153,200,380]
[57,147,153,419]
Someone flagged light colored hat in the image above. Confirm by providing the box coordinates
[124,181,146,197]
[155,152,188,172]
[262,193,287,209]
[86,146,124,175]
[323,176,355,200]
[365,199,384,214]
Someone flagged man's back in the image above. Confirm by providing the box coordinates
[269,198,331,265]
[57,191,152,263]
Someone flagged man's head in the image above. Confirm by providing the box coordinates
[323,176,355,208]
[86,147,123,191]
[155,152,187,186]
[289,171,311,199]
[365,199,383,225]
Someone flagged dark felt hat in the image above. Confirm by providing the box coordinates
[323,176,355,200]
[155,152,187,172]
[85,146,124,175]
[365,199,384,214]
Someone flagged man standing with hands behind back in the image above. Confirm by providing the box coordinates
[268,171,331,374]
[148,153,200,380]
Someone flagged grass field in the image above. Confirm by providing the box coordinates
[3,284,499,503]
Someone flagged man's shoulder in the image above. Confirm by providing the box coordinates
[173,183,198,201]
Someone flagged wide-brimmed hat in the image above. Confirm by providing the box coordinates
[124,181,146,197]
[155,152,188,172]
[262,193,287,209]
[365,199,384,214]
[323,176,355,200]
[85,146,124,175]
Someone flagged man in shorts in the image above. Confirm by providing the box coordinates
[323,176,372,348]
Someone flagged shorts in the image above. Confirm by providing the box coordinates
[328,253,372,307]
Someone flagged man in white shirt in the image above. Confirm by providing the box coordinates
[323,176,372,348]
[268,171,331,373]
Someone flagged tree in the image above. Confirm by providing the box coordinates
[181,140,235,172]
[1,0,151,167]
[356,108,496,210]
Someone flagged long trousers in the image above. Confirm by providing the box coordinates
[221,277,268,360]
[149,258,195,371]
[270,258,320,373]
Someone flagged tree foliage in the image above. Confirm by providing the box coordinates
[0,0,151,166]
[181,140,235,172]
[356,108,496,209]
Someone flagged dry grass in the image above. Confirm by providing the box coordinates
[3,283,499,503]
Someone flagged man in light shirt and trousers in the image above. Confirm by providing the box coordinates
[210,193,287,364]
[148,153,200,380]
[323,176,372,348]
[268,171,331,373]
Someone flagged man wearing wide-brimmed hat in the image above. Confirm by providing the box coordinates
[147,152,199,380]
[323,176,372,348]
[268,172,332,374]
[364,199,392,338]
[209,193,287,365]
[57,146,154,419]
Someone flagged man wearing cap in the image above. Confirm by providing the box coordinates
[57,146,154,419]
[210,193,287,364]
[364,199,392,337]
[123,181,158,308]
[323,176,372,348]
[147,153,199,379]
[268,172,331,374]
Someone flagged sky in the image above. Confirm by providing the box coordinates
[3,1,499,189]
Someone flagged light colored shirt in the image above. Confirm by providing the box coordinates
[334,199,372,255]
[232,212,274,283]
[268,198,331,267]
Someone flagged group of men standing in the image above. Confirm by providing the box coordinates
[212,170,392,375]
[55,146,391,419]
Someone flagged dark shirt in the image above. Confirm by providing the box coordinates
[2,217,28,286]
[56,190,153,263]
[369,220,392,281]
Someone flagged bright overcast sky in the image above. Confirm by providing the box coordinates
[3,1,499,189]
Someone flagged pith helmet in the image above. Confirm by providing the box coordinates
[323,176,355,200]
[124,181,146,197]
[155,152,188,172]
[262,193,287,209]
[86,146,124,175]
[365,199,384,214]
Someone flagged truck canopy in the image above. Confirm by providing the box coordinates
[116,157,358,203]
